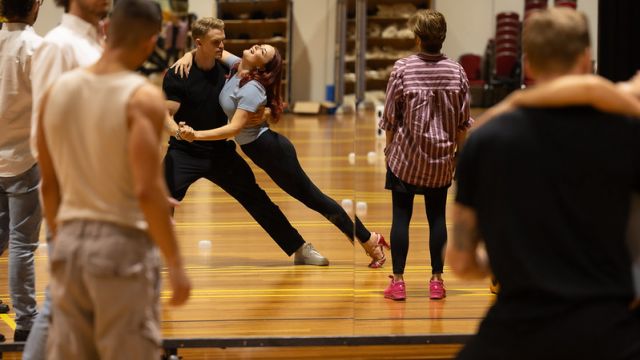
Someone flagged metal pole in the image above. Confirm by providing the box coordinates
[355,0,367,106]
[334,0,347,106]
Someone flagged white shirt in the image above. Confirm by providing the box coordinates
[0,23,42,176]
[31,13,103,157]
[43,69,148,230]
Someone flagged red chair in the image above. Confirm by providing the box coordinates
[525,0,548,18]
[495,34,519,49]
[495,34,519,44]
[497,18,520,28]
[494,52,518,78]
[497,12,519,22]
[459,53,484,86]
[460,53,487,106]
[496,43,518,54]
[555,0,577,9]
[496,27,519,38]
[525,0,548,8]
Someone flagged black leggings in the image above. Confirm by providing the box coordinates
[241,129,371,243]
[390,187,448,275]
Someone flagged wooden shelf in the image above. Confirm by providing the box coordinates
[343,0,430,93]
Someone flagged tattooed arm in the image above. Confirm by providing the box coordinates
[447,203,491,279]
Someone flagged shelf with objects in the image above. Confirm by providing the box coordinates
[343,0,430,96]
[217,0,292,104]
[343,0,357,95]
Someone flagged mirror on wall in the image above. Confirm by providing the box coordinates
[32,0,609,347]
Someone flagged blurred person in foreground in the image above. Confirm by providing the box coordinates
[36,0,191,358]
[449,8,640,360]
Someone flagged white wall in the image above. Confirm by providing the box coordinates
[290,0,336,102]
[190,0,216,18]
[434,0,599,64]
[33,1,64,36]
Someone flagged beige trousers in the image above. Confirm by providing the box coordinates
[47,220,162,360]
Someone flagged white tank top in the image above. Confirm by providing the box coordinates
[42,68,148,230]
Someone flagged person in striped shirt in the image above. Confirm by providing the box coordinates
[379,9,473,301]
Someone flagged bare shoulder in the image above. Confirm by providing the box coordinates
[128,83,167,125]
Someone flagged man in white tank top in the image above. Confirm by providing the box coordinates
[36,1,191,359]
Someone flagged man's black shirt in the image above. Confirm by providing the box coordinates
[163,59,230,156]
[456,107,640,313]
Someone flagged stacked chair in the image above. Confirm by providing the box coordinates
[484,0,578,104]
[490,12,521,103]
[524,0,548,18]
[459,53,486,107]
[554,0,577,9]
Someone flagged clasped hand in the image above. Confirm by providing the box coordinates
[177,121,195,142]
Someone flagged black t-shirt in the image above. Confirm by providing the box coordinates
[163,60,231,156]
[456,107,640,315]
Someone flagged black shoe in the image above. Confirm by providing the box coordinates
[0,333,5,343]
[0,303,9,314]
[14,329,29,342]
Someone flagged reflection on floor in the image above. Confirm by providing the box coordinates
[0,109,491,358]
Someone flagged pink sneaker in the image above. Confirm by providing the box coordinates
[429,279,446,300]
[384,276,406,301]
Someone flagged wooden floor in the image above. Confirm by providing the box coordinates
[0,109,491,359]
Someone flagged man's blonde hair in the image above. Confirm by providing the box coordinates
[408,9,447,54]
[523,8,590,74]
[191,17,224,40]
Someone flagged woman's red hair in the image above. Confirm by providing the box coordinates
[231,46,284,122]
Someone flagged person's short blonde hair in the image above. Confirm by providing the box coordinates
[408,9,447,53]
[191,17,224,40]
[523,8,590,74]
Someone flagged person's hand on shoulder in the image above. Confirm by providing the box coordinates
[619,71,640,100]
[171,50,194,78]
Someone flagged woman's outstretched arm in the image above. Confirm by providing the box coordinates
[190,109,251,141]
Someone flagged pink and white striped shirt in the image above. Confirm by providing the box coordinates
[380,53,473,188]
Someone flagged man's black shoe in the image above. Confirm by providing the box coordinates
[0,303,9,314]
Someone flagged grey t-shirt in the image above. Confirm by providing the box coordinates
[219,54,269,145]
